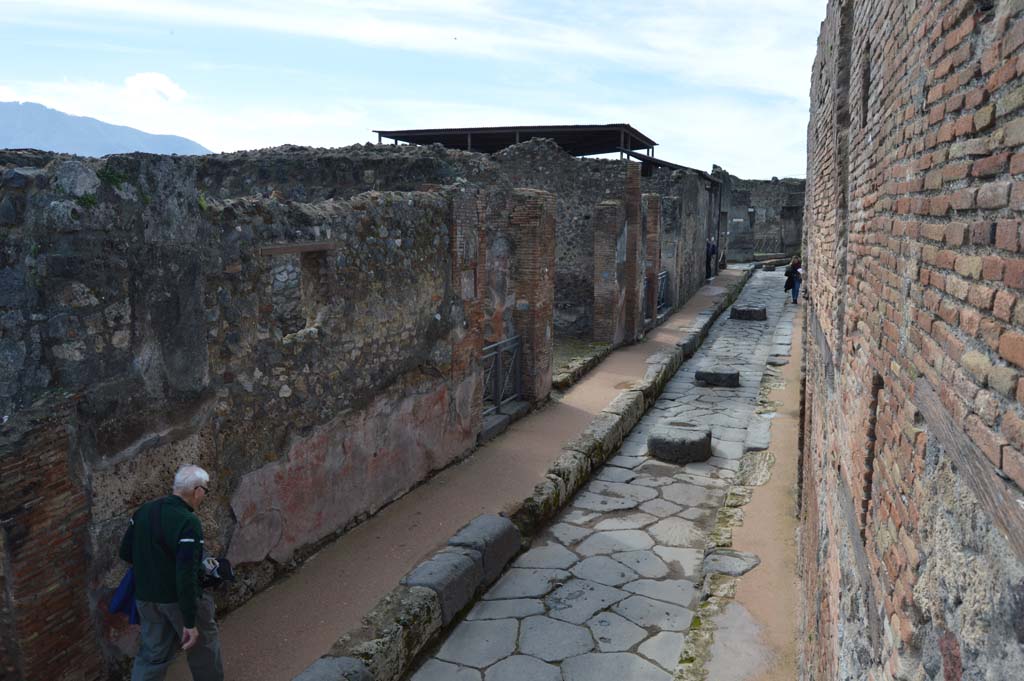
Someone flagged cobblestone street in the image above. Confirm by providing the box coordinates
[410,271,797,680]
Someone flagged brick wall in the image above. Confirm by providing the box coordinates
[593,200,628,345]
[801,1,1024,679]
[0,399,104,681]
[510,189,557,401]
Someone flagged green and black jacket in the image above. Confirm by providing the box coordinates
[119,495,204,627]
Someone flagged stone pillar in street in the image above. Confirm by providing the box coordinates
[592,199,627,345]
[643,193,663,324]
[510,189,556,403]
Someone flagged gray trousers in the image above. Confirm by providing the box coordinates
[132,594,224,681]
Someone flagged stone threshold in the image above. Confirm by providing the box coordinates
[290,269,754,681]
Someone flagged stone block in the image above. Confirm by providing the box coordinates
[479,412,511,443]
[447,514,521,585]
[647,421,712,465]
[676,332,700,357]
[292,657,373,681]
[730,304,767,320]
[402,550,482,625]
[695,368,740,387]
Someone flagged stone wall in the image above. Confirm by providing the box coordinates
[0,149,553,678]
[725,175,806,261]
[801,1,1024,680]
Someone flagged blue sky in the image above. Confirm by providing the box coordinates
[1,0,825,178]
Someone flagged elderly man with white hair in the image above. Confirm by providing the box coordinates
[119,464,224,681]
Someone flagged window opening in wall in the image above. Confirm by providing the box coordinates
[861,373,884,542]
[259,241,336,339]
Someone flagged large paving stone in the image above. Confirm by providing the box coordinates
[571,492,639,512]
[576,530,655,556]
[436,619,518,669]
[466,599,545,621]
[660,482,722,508]
[613,595,693,631]
[652,547,703,579]
[585,480,660,503]
[612,550,669,578]
[448,515,521,584]
[623,579,697,607]
[648,518,705,548]
[547,522,592,545]
[545,579,628,624]
[410,659,480,681]
[403,550,483,625]
[586,611,648,652]
[648,422,712,465]
[484,656,560,681]
[594,512,658,531]
[594,466,637,483]
[513,543,579,570]
[703,549,762,576]
[639,498,683,518]
[518,616,594,661]
[293,656,373,681]
[638,632,686,671]
[695,368,740,387]
[571,556,639,586]
[562,652,672,681]
[483,568,570,600]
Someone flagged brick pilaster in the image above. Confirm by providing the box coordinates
[510,189,556,402]
[592,200,627,345]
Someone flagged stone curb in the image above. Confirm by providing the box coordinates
[509,268,753,537]
[290,270,752,681]
[552,344,615,391]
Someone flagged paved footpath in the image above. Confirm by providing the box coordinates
[410,271,792,681]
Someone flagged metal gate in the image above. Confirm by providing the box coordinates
[482,336,522,415]
[657,270,670,315]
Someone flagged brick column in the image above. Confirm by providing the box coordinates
[0,399,104,681]
[448,188,487,440]
[643,193,663,322]
[592,200,627,345]
[510,189,556,402]
[621,162,644,341]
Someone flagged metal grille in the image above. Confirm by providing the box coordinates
[482,336,522,416]
[657,270,670,315]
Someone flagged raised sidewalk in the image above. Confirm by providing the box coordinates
[168,268,752,681]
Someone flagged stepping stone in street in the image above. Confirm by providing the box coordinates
[562,652,672,681]
[586,611,648,652]
[730,304,767,320]
[518,616,595,661]
[694,368,740,387]
[648,421,712,465]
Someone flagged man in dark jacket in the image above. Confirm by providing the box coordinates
[120,464,223,681]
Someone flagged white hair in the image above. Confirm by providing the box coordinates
[173,464,210,494]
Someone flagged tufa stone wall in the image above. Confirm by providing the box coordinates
[801,1,1024,680]
[0,148,554,678]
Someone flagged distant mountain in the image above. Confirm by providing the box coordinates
[0,101,211,156]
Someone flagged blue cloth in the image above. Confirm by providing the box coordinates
[791,279,801,303]
[110,567,141,624]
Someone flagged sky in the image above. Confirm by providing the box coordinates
[0,0,826,178]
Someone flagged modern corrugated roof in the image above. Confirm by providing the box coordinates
[373,123,658,157]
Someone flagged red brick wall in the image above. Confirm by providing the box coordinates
[510,189,557,401]
[592,200,628,345]
[0,400,104,681]
[802,1,1024,678]
[643,194,663,325]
